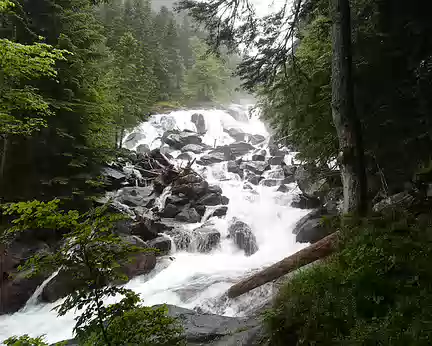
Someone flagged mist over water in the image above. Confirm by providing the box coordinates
[0,104,308,344]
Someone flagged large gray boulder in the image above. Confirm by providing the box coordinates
[147,236,172,256]
[175,207,201,223]
[193,222,221,252]
[294,164,327,199]
[290,194,321,210]
[228,218,259,256]
[249,134,266,145]
[228,142,255,157]
[269,156,285,165]
[227,160,244,177]
[191,113,206,135]
[162,130,202,150]
[292,209,334,243]
[372,191,416,213]
[225,128,247,142]
[198,193,225,206]
[198,152,227,165]
[252,149,266,161]
[116,186,155,208]
[101,167,127,189]
[181,144,208,154]
[241,161,270,176]
[136,144,151,155]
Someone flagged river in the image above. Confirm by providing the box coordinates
[0,104,308,344]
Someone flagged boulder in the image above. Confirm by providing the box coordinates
[171,181,209,199]
[294,164,327,199]
[228,218,259,256]
[101,167,127,189]
[227,160,244,177]
[282,164,297,177]
[136,144,151,155]
[225,128,246,142]
[162,130,202,150]
[198,193,224,206]
[166,194,189,206]
[210,146,234,161]
[221,196,230,205]
[175,207,201,223]
[1,270,49,314]
[176,152,193,161]
[291,193,321,209]
[124,132,146,148]
[283,175,295,184]
[249,134,266,145]
[269,156,285,165]
[150,148,172,166]
[373,191,416,213]
[293,210,334,243]
[116,186,155,208]
[208,184,223,194]
[212,206,228,217]
[160,203,181,218]
[198,151,227,165]
[227,108,249,122]
[191,113,206,135]
[228,142,255,157]
[181,144,207,154]
[147,236,172,256]
[251,149,266,162]
[277,184,290,193]
[260,179,279,187]
[193,222,221,252]
[116,216,159,241]
[241,161,270,176]
[176,173,203,185]
[245,172,261,185]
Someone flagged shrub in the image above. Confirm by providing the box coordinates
[81,305,186,346]
[264,212,432,345]
[3,335,48,346]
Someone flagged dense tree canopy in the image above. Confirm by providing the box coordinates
[0,0,240,203]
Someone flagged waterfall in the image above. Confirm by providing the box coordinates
[0,104,309,344]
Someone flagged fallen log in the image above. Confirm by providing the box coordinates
[227,231,339,298]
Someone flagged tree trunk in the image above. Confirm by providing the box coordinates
[227,232,339,299]
[331,0,367,214]
[119,126,125,148]
[0,135,9,198]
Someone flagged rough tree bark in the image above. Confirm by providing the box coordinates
[331,0,367,215]
[227,232,339,298]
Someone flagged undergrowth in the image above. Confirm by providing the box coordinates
[264,210,432,345]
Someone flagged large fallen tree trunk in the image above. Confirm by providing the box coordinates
[227,232,339,298]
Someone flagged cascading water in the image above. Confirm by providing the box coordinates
[0,104,309,344]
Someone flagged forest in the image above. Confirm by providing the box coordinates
[2,0,432,345]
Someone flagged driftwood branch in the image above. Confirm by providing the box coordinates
[227,232,339,298]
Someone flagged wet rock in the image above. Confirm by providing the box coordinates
[260,179,279,187]
[228,218,259,256]
[198,151,227,165]
[249,134,266,145]
[160,144,174,156]
[293,210,334,243]
[176,173,203,185]
[176,152,193,161]
[210,146,234,161]
[195,204,207,216]
[283,175,295,184]
[193,222,221,252]
[208,184,223,195]
[147,236,172,256]
[1,270,49,314]
[101,167,127,189]
[171,181,209,199]
[124,132,146,148]
[252,149,266,162]
[282,164,297,177]
[136,144,151,155]
[116,186,155,208]
[269,144,284,157]
[241,161,270,176]
[245,172,261,185]
[243,183,254,190]
[175,207,201,223]
[269,156,285,165]
[160,203,181,218]
[291,193,321,209]
[225,128,246,142]
[181,144,207,154]
[277,184,290,193]
[191,113,206,135]
[221,196,230,205]
[166,194,189,206]
[373,191,416,213]
[212,206,228,217]
[294,164,327,199]
[228,142,255,157]
[198,193,224,206]
[227,107,249,122]
[227,160,244,177]
[162,130,202,150]
[150,148,172,166]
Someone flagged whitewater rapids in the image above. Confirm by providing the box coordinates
[0,104,308,344]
